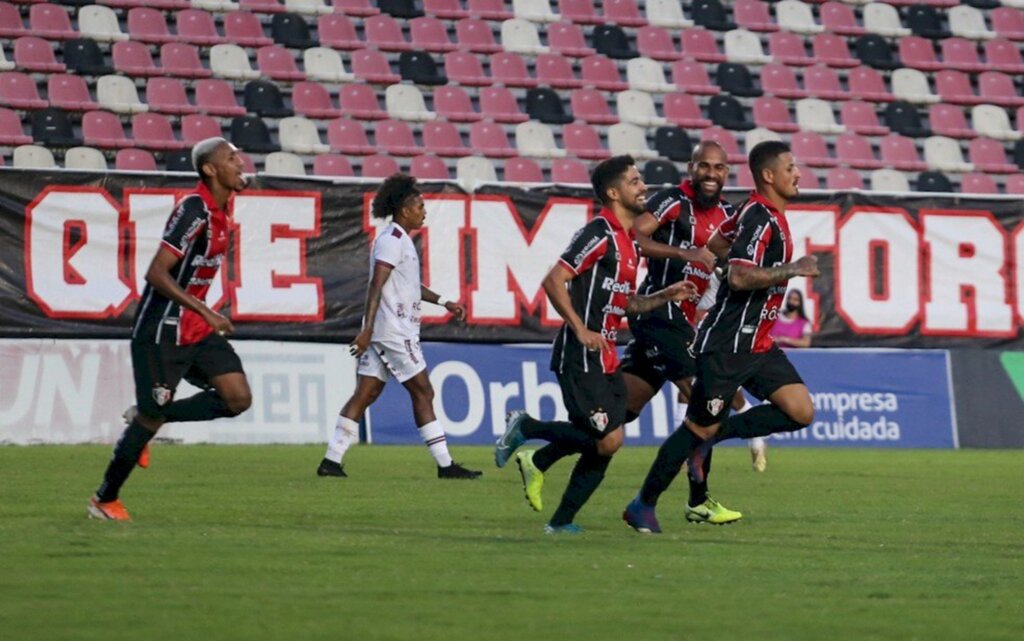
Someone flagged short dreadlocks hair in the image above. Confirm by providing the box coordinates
[372,173,420,220]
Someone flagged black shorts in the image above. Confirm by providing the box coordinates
[131,332,245,418]
[686,345,804,426]
[556,366,628,438]
[620,316,696,389]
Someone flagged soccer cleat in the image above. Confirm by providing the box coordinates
[515,450,544,512]
[751,441,767,472]
[495,410,528,468]
[685,496,742,525]
[138,444,150,469]
[316,458,348,477]
[438,461,483,479]
[544,523,583,535]
[87,496,131,521]
[622,495,662,534]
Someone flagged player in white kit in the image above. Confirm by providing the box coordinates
[317,174,482,479]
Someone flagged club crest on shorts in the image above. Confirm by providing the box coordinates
[589,410,609,432]
[152,385,172,407]
[706,397,726,416]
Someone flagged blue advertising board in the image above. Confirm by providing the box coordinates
[368,345,957,449]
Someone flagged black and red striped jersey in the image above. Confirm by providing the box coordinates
[132,182,229,346]
[551,208,639,375]
[637,180,736,327]
[695,192,794,354]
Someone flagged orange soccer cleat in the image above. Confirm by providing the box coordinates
[87,496,132,521]
[138,444,150,469]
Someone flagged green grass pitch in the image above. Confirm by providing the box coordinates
[0,445,1020,641]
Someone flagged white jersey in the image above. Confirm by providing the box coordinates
[369,222,422,342]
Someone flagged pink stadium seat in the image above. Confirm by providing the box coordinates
[181,114,223,144]
[681,28,726,63]
[504,157,543,182]
[734,0,779,32]
[292,81,342,119]
[365,14,412,51]
[29,4,75,40]
[434,86,482,122]
[551,157,590,183]
[792,131,837,167]
[146,78,198,115]
[848,66,894,103]
[313,154,355,177]
[812,33,858,68]
[535,53,583,89]
[760,63,809,99]
[115,148,158,172]
[819,2,864,36]
[978,72,1024,108]
[160,43,212,78]
[352,50,401,84]
[176,10,226,46]
[333,0,381,17]
[603,0,647,28]
[928,103,975,139]
[984,39,1024,75]
[991,8,1024,41]
[480,86,528,123]
[664,93,711,129]
[454,19,502,54]
[940,38,985,73]
[410,155,450,180]
[410,16,456,52]
[734,163,754,188]
[339,84,387,120]
[671,60,720,95]
[132,113,187,150]
[127,8,175,44]
[637,26,685,61]
[752,96,799,132]
[563,122,611,160]
[899,36,942,72]
[490,52,537,88]
[103,0,192,12]
[327,118,375,155]
[702,126,745,164]
[803,65,846,101]
[113,41,161,77]
[224,11,273,47]
[83,111,131,149]
[237,151,256,175]
[361,154,402,179]
[469,120,517,158]
[826,167,865,190]
[444,51,490,86]
[959,172,998,194]
[797,164,820,190]
[424,0,469,20]
[466,0,513,21]
[880,134,927,171]
[1005,174,1024,195]
[968,138,1017,173]
[257,45,304,81]
[194,79,245,117]
[239,0,285,14]
[318,14,363,50]
[548,22,594,59]
[840,101,889,136]
[834,132,882,169]
[559,0,601,25]
[422,120,470,157]
[0,3,27,39]
[769,32,812,67]
[0,72,47,110]
[48,74,98,112]
[935,70,982,106]
[570,89,618,125]
[0,107,31,146]
[375,119,423,156]
[581,55,628,91]
[14,37,65,73]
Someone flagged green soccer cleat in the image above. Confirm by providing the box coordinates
[685,496,743,525]
[515,450,544,512]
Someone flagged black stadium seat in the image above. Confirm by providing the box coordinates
[63,38,112,76]
[593,24,638,60]
[692,0,737,31]
[654,125,693,162]
[525,88,573,125]
[708,94,754,131]
[916,170,953,192]
[231,115,278,154]
[165,150,193,172]
[854,34,901,71]
[32,108,80,147]
[643,159,682,186]
[884,101,931,138]
[379,0,424,19]
[1013,139,1024,170]
[272,13,319,49]
[244,80,293,118]
[906,4,951,40]
[716,62,762,98]
[399,51,447,85]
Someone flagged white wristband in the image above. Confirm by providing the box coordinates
[436,297,449,307]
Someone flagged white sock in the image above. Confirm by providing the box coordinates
[418,421,453,467]
[750,436,766,452]
[325,416,359,464]
[735,397,754,414]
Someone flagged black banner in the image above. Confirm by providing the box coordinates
[1,168,1022,348]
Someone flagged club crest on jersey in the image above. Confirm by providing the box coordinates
[589,410,609,432]
[706,397,726,416]
[152,385,172,407]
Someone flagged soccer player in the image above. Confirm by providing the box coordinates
[494,155,697,534]
[623,140,820,533]
[316,174,481,480]
[88,137,253,521]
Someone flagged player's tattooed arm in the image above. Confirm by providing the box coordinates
[728,255,819,291]
[635,231,716,269]
[350,261,393,356]
[626,281,698,315]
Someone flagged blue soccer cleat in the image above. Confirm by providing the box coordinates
[544,523,584,535]
[622,495,662,534]
[495,410,528,468]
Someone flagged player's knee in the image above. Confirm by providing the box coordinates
[225,390,252,416]
[596,429,624,456]
[789,404,814,428]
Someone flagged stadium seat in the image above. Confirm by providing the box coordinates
[480,86,529,122]
[425,0,469,20]
[195,79,245,117]
[176,9,227,46]
[892,68,941,105]
[826,167,865,190]
[743,126,783,152]
[562,122,611,160]
[847,65,895,103]
[504,157,544,182]
[796,164,820,189]
[835,132,882,168]
[935,70,983,106]
[0,72,46,110]
[671,61,720,95]
[116,148,158,172]
[978,72,1024,107]
[29,4,76,41]
[409,155,450,180]
[352,50,402,84]
[840,100,889,136]
[664,93,710,129]
[0,107,32,146]
[444,52,490,87]
[399,51,446,85]
[292,81,342,119]
[83,110,131,148]
[514,0,561,23]
[272,11,317,48]
[456,156,498,190]
[899,36,943,72]
[113,41,161,77]
[593,24,638,59]
[224,11,274,47]
[863,3,910,38]
[526,87,573,124]
[515,121,565,159]
[210,44,260,80]
[571,89,618,124]
[734,163,754,188]
[128,8,176,44]
[938,38,986,73]
[820,2,865,36]
[759,63,806,99]
[854,34,901,70]
[327,118,375,154]
[410,16,456,52]
[916,170,954,192]
[604,0,646,27]
[181,114,224,144]
[880,133,927,170]
[929,103,977,139]
[48,74,99,112]
[724,29,773,65]
[813,33,859,68]
[769,31,813,67]
[949,5,995,40]
[165,150,193,172]
[626,57,676,93]
[906,4,950,40]
[79,5,128,42]
[960,172,999,194]
[609,123,657,159]
[776,0,824,35]
[285,0,332,15]
[1005,173,1024,195]
[502,19,549,55]
[333,0,380,17]
[968,137,1018,173]
[646,0,693,29]
[717,62,763,97]
[581,55,628,91]
[0,3,26,39]
[637,26,685,61]
[654,125,695,162]
[884,101,931,137]
[546,22,597,57]
[709,94,753,131]
[385,84,435,122]
[361,154,402,178]
[870,168,910,191]
[132,113,187,150]
[455,19,502,54]
[681,27,726,62]
[643,159,682,185]
[550,157,589,183]
[558,0,600,24]
[983,39,1024,74]
[279,116,329,154]
[244,79,292,118]
[17,37,67,73]
[422,120,470,156]
[146,78,198,115]
[617,90,666,128]
[231,115,278,153]
[991,7,1024,41]
[98,75,148,114]
[792,131,837,167]
[535,54,583,89]
[257,45,304,81]
[304,47,355,83]
[240,0,287,13]
[796,98,845,134]
[971,105,1021,141]
[312,154,355,177]
[374,119,423,156]
[160,43,212,79]
[734,0,778,32]
[803,65,847,101]
[317,14,362,50]
[753,96,798,132]
[692,0,737,31]
[379,0,424,19]
[365,14,411,51]
[13,144,56,168]
[434,86,482,122]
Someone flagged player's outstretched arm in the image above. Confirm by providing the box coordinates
[421,285,466,321]
[626,281,698,315]
[542,264,609,352]
[146,248,233,336]
[635,231,715,269]
[728,255,819,291]
[707,229,732,260]
[351,261,393,356]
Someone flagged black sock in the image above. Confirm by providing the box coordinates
[548,450,612,527]
[688,447,713,507]
[519,415,595,454]
[639,424,703,507]
[532,442,577,472]
[162,390,234,423]
[715,405,803,442]
[96,420,155,502]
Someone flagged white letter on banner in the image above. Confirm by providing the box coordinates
[785,207,837,327]
[469,198,590,324]
[232,194,323,320]
[922,212,1014,335]
[836,210,920,332]
[522,361,568,421]
[419,197,467,321]
[34,352,99,427]
[26,190,131,317]
[429,361,484,436]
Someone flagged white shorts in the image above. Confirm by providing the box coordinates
[357,338,427,383]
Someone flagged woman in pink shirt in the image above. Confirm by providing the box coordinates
[771,289,812,348]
